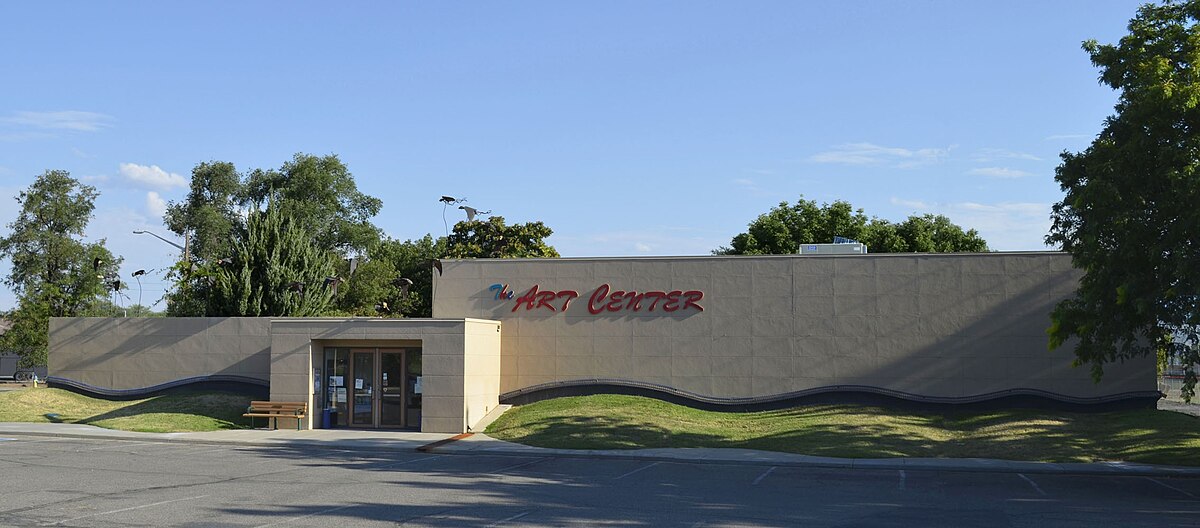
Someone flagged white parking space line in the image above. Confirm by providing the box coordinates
[1018,473,1047,496]
[486,510,532,527]
[46,495,208,526]
[898,470,906,490]
[1144,477,1197,499]
[613,461,661,480]
[252,504,355,528]
[752,466,777,486]
[490,457,547,474]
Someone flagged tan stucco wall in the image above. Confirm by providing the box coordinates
[432,252,1154,400]
[269,318,500,432]
[464,319,502,431]
[49,317,271,389]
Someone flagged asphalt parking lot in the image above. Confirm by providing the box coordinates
[0,435,1197,527]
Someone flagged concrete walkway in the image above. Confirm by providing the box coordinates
[3,422,1199,478]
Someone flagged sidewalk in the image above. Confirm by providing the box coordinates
[2,422,1198,478]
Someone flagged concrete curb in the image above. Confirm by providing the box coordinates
[3,423,1198,478]
[427,434,1200,478]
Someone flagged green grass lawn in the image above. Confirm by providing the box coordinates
[486,395,1200,466]
[0,388,253,433]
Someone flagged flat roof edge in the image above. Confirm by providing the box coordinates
[439,251,1067,263]
[270,317,500,324]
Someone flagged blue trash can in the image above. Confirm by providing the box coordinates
[322,408,332,429]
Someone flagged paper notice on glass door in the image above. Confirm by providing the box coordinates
[355,378,364,390]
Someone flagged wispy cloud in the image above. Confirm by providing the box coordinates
[145,191,168,218]
[968,167,1033,179]
[732,178,765,194]
[120,163,187,190]
[972,148,1041,162]
[889,197,1052,251]
[809,143,952,168]
[0,131,55,141]
[890,197,931,210]
[0,110,113,132]
[78,174,111,185]
[552,226,727,257]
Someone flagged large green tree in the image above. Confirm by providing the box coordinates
[164,154,384,314]
[204,201,337,316]
[445,216,559,259]
[1046,0,1200,400]
[242,153,383,255]
[718,198,987,254]
[0,170,119,366]
[164,160,243,262]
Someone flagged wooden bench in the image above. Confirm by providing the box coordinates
[243,401,307,430]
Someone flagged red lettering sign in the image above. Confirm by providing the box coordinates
[587,284,703,314]
[511,284,578,312]
[498,283,703,313]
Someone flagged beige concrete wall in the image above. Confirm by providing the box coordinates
[269,318,500,432]
[432,252,1155,401]
[464,319,502,431]
[49,317,271,389]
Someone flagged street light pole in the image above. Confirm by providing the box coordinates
[133,230,189,262]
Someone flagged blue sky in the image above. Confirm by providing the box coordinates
[0,1,1145,310]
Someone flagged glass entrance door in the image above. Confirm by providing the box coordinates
[336,348,418,429]
[379,350,406,428]
[350,350,375,427]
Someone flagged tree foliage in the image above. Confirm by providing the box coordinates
[0,170,118,366]
[1046,0,1200,400]
[164,161,243,262]
[445,216,559,259]
[163,154,383,315]
[204,201,337,317]
[718,197,988,255]
[242,153,382,255]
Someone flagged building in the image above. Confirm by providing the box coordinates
[48,252,1159,432]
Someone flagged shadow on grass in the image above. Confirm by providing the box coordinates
[74,391,254,431]
[488,399,1200,466]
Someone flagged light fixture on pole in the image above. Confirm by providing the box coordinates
[132,230,189,262]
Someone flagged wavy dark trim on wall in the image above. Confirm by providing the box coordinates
[48,375,270,401]
[500,379,1163,413]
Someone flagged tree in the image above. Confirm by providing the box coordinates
[1046,0,1200,401]
[718,197,987,254]
[164,154,384,314]
[896,214,989,253]
[445,216,559,259]
[164,161,244,262]
[0,170,118,366]
[204,201,337,317]
[242,153,383,255]
[368,234,447,318]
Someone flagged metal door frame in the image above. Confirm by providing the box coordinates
[347,348,409,429]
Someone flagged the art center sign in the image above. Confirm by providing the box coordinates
[489,283,704,314]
